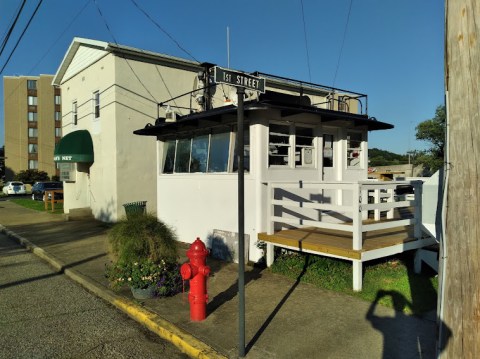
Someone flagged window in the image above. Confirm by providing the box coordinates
[27,80,37,90]
[72,101,78,125]
[93,91,100,118]
[28,160,38,169]
[55,111,61,121]
[269,123,290,166]
[55,95,61,105]
[28,96,37,106]
[208,132,230,172]
[295,126,314,167]
[323,134,334,167]
[55,128,62,137]
[347,132,363,168]
[28,112,37,122]
[28,144,38,153]
[162,129,234,174]
[190,135,209,173]
[28,128,38,138]
[174,138,191,173]
[233,127,250,172]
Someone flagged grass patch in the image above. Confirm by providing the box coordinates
[269,251,438,315]
[9,198,64,214]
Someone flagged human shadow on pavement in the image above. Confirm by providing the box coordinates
[245,254,311,355]
[366,289,451,358]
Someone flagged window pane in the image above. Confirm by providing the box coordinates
[233,127,250,172]
[163,140,176,174]
[347,132,362,167]
[72,102,78,125]
[28,96,37,106]
[29,160,38,169]
[55,95,61,105]
[174,138,191,173]
[94,92,100,118]
[269,124,289,166]
[295,126,314,167]
[28,144,38,153]
[208,132,230,172]
[323,134,334,167]
[27,80,37,90]
[55,128,62,137]
[28,128,38,138]
[190,135,209,172]
[28,112,37,122]
[55,111,61,121]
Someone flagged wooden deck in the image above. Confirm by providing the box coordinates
[258,222,429,261]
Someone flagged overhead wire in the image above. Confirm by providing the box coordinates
[92,0,158,103]
[0,0,43,75]
[129,0,199,63]
[332,0,353,88]
[0,0,27,59]
[300,0,312,82]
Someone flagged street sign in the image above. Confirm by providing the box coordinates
[214,66,265,93]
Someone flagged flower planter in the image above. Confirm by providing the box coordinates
[130,285,155,299]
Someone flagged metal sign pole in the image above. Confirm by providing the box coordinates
[236,86,246,358]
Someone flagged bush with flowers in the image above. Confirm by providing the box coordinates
[105,213,182,297]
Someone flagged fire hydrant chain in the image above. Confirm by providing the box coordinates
[180,237,210,321]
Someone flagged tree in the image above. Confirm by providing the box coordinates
[414,105,445,174]
[14,169,49,184]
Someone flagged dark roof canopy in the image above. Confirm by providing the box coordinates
[134,95,393,139]
[54,130,94,163]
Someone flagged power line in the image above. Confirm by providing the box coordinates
[92,0,158,103]
[332,0,353,88]
[0,0,27,58]
[129,0,199,63]
[300,0,312,82]
[0,0,43,75]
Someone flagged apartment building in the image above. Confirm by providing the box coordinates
[3,75,61,180]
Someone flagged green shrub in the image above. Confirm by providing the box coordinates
[108,213,178,264]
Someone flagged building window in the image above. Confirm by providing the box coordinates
[28,96,37,106]
[162,129,235,174]
[347,132,363,168]
[28,160,38,169]
[28,144,38,154]
[28,112,37,122]
[323,134,334,167]
[269,123,290,166]
[72,101,78,125]
[55,95,61,105]
[55,111,61,121]
[27,80,37,90]
[295,126,314,167]
[28,128,38,138]
[93,91,100,119]
[55,128,62,137]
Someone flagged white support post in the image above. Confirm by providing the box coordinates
[266,243,275,267]
[414,182,423,239]
[352,260,363,291]
[361,187,368,220]
[267,183,274,235]
[352,183,363,250]
[374,189,381,221]
[387,188,394,219]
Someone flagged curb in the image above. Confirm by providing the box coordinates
[0,225,227,359]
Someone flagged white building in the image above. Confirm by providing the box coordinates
[52,38,203,221]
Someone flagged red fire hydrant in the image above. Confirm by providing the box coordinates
[180,238,210,321]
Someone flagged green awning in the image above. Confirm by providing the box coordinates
[54,130,94,163]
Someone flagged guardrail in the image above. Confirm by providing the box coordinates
[266,180,423,251]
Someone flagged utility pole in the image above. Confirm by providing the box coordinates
[440,1,480,357]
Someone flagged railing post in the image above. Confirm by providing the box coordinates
[387,187,394,219]
[267,183,274,235]
[361,186,368,221]
[352,183,362,250]
[374,188,380,221]
[414,181,423,239]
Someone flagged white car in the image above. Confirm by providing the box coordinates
[2,181,27,195]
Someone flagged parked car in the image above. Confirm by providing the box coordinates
[31,181,63,201]
[2,181,27,195]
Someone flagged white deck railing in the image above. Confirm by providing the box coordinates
[266,180,423,251]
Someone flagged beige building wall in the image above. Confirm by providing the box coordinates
[3,75,60,179]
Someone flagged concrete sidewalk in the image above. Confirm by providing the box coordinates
[0,200,437,358]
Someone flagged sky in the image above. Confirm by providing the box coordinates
[0,0,444,154]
